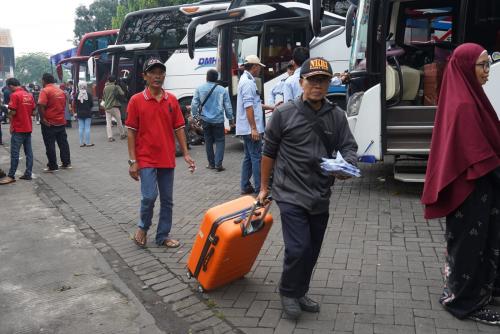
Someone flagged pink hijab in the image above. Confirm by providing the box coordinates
[421,43,500,219]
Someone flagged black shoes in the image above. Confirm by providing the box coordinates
[215,166,225,172]
[280,295,320,319]
[468,308,500,326]
[280,295,301,319]
[19,175,32,180]
[241,186,255,195]
[298,295,320,312]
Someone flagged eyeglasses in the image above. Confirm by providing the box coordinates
[475,61,491,72]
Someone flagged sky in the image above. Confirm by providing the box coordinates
[1,0,95,57]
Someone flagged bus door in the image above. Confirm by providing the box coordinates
[260,17,309,107]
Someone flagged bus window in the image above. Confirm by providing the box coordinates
[81,39,94,57]
[231,24,262,95]
[402,7,453,46]
[261,22,307,82]
[466,0,500,53]
[349,0,371,71]
[120,11,191,49]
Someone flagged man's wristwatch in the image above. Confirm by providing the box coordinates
[128,159,137,166]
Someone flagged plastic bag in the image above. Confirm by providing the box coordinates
[320,152,361,178]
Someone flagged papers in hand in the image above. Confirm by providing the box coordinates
[320,152,361,178]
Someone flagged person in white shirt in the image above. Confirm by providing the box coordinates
[283,47,309,102]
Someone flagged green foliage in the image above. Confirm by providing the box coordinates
[74,0,119,43]
[14,53,52,85]
[111,0,196,29]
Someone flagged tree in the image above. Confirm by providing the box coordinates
[14,53,51,85]
[111,0,195,28]
[74,0,119,43]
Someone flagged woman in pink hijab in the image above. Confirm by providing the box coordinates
[422,43,500,325]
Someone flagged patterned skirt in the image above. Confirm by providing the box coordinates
[440,172,500,319]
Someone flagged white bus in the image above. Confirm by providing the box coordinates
[311,0,500,182]
[90,1,230,112]
[185,0,350,115]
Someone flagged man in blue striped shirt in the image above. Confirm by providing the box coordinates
[191,69,233,171]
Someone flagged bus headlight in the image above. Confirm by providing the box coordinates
[346,92,364,117]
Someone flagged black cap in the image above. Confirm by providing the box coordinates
[143,57,166,73]
[300,57,333,78]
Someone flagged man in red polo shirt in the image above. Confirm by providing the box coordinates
[127,57,195,248]
[0,78,36,185]
[38,73,72,172]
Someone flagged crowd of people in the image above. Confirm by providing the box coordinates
[0,42,499,325]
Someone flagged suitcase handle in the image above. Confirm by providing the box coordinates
[242,198,272,236]
[202,247,215,272]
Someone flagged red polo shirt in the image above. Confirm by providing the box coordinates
[8,88,35,133]
[38,84,66,126]
[125,88,185,169]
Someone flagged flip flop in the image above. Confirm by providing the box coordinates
[0,177,15,185]
[163,238,180,248]
[132,229,147,248]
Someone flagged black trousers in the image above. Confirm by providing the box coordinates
[441,173,500,319]
[41,124,71,170]
[277,201,329,298]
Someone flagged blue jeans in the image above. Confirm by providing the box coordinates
[240,135,262,193]
[8,132,33,178]
[202,121,225,167]
[78,117,92,145]
[138,168,174,245]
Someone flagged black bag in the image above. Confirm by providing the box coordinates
[114,85,127,104]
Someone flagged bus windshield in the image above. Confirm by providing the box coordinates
[349,0,371,71]
[119,9,218,49]
[80,35,117,56]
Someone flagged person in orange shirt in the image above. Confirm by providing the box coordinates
[38,73,72,172]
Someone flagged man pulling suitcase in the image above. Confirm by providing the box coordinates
[257,57,359,319]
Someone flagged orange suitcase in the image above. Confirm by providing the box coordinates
[186,196,273,292]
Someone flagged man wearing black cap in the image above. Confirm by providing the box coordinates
[126,57,195,249]
[257,57,358,319]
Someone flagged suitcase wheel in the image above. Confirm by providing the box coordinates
[197,285,204,293]
[186,271,192,279]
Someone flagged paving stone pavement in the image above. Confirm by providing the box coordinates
[1,123,499,334]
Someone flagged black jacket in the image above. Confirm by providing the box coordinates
[75,92,93,119]
[263,97,358,214]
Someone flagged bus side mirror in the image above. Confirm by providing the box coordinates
[310,0,322,37]
[345,4,357,48]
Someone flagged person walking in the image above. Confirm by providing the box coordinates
[103,75,127,142]
[256,57,358,319]
[126,57,195,249]
[236,55,266,195]
[421,43,500,325]
[38,73,72,172]
[0,78,36,185]
[191,69,233,171]
[283,47,309,102]
[75,81,94,147]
